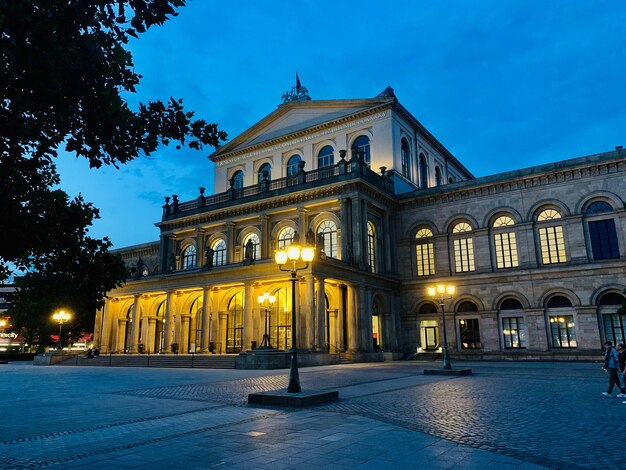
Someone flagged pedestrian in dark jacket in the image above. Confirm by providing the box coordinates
[603,341,626,397]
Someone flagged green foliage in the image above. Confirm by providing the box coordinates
[0,1,227,343]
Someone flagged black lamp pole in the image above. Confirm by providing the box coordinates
[287,266,300,392]
[439,300,451,370]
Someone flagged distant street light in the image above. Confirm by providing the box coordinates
[275,243,315,393]
[427,284,456,370]
[52,310,72,350]
[257,292,276,349]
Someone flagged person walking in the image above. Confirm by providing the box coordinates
[617,343,626,403]
[602,341,626,397]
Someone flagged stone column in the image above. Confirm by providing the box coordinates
[226,222,236,264]
[316,276,326,351]
[170,234,178,271]
[163,290,173,353]
[351,198,363,268]
[174,307,182,350]
[129,294,141,353]
[93,303,104,350]
[99,300,112,353]
[146,317,156,353]
[362,287,373,352]
[243,282,253,350]
[218,312,227,354]
[306,275,315,349]
[340,198,351,262]
[347,284,358,351]
[260,214,269,259]
[298,207,309,239]
[383,212,392,274]
[195,229,205,268]
[200,287,212,353]
[361,199,369,270]
[329,309,339,352]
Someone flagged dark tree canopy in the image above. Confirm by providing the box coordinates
[0,1,226,345]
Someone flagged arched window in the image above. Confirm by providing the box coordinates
[499,298,526,349]
[211,238,227,266]
[226,293,243,353]
[448,177,454,184]
[492,215,518,269]
[317,220,337,258]
[351,135,371,165]
[277,226,296,250]
[415,228,434,276]
[599,292,626,346]
[537,208,567,264]
[242,233,260,260]
[458,302,481,349]
[287,155,302,177]
[257,163,271,183]
[419,153,428,189]
[182,245,196,270]
[188,296,203,353]
[401,138,411,178]
[435,166,442,186]
[317,145,334,168]
[547,295,576,348]
[367,221,377,273]
[585,201,620,260]
[231,170,244,189]
[451,222,475,273]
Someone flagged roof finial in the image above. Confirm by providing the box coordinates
[281,72,311,103]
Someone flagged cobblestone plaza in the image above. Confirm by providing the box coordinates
[1,361,625,469]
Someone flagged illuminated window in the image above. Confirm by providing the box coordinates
[352,135,371,165]
[182,245,196,269]
[242,233,260,260]
[367,221,377,273]
[211,239,226,266]
[277,227,296,250]
[287,155,301,177]
[549,315,577,348]
[317,145,334,168]
[415,228,435,276]
[317,220,337,258]
[537,209,566,264]
[401,138,410,177]
[257,163,271,183]
[493,216,518,269]
[459,318,481,349]
[502,317,527,348]
[452,222,474,273]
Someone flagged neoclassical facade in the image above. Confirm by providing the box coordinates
[94,87,626,361]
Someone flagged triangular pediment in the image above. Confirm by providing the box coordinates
[210,98,394,161]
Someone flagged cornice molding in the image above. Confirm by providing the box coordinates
[214,108,391,167]
[401,158,626,209]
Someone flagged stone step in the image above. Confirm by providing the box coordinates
[57,354,237,369]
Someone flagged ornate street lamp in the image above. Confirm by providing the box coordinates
[427,284,456,370]
[257,292,276,349]
[275,243,315,393]
[52,309,72,350]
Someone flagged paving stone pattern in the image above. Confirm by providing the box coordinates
[0,361,623,469]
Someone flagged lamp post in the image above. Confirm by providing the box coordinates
[427,284,455,370]
[52,310,72,350]
[257,292,276,349]
[275,243,315,393]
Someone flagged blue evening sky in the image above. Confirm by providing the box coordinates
[56,0,626,249]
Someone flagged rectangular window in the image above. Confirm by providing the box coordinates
[589,219,620,260]
[603,313,626,346]
[416,243,435,276]
[459,318,481,349]
[494,232,519,268]
[502,317,527,348]
[539,226,567,264]
[454,238,475,273]
[549,315,577,348]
